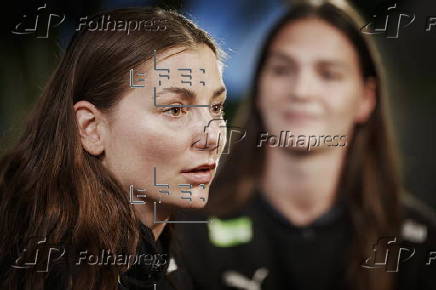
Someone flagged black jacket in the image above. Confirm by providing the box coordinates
[118,224,170,290]
[119,224,193,290]
[170,190,436,290]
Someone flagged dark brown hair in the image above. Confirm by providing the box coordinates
[208,1,402,289]
[0,7,220,290]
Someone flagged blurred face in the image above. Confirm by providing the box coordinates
[258,18,375,151]
[102,44,227,208]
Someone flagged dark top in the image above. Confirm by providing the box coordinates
[119,223,193,290]
[169,189,436,290]
[118,223,171,290]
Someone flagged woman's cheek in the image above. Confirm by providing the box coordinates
[324,87,360,134]
[137,127,189,162]
[261,76,283,100]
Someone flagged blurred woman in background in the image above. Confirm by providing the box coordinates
[0,7,227,290]
[174,1,436,290]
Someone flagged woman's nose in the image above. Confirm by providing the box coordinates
[192,110,225,152]
[291,69,317,101]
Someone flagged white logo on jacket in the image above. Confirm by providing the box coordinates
[223,267,268,290]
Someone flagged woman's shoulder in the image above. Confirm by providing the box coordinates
[400,194,436,244]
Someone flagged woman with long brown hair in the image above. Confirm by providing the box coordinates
[0,7,228,290]
[174,1,436,290]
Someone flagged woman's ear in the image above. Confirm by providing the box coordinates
[355,77,376,123]
[73,101,106,156]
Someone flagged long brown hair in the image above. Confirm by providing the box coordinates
[0,7,220,290]
[208,1,402,290]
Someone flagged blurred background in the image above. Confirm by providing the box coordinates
[1,0,435,208]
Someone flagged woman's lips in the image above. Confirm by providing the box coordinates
[283,111,319,122]
[181,163,216,185]
[181,170,213,185]
[284,112,316,120]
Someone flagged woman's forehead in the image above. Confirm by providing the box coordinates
[269,18,359,66]
[141,45,224,89]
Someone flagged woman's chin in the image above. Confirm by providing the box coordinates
[158,190,209,209]
[183,198,208,209]
[179,191,209,209]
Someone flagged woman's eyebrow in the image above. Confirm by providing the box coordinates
[317,60,350,71]
[212,87,227,100]
[268,51,294,64]
[157,87,196,100]
[269,51,349,71]
[157,86,227,102]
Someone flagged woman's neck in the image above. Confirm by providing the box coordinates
[133,202,171,240]
[260,147,346,226]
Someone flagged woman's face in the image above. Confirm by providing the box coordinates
[258,18,375,151]
[101,44,227,208]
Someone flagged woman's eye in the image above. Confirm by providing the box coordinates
[210,103,225,117]
[269,65,292,76]
[319,69,342,81]
[163,105,187,117]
